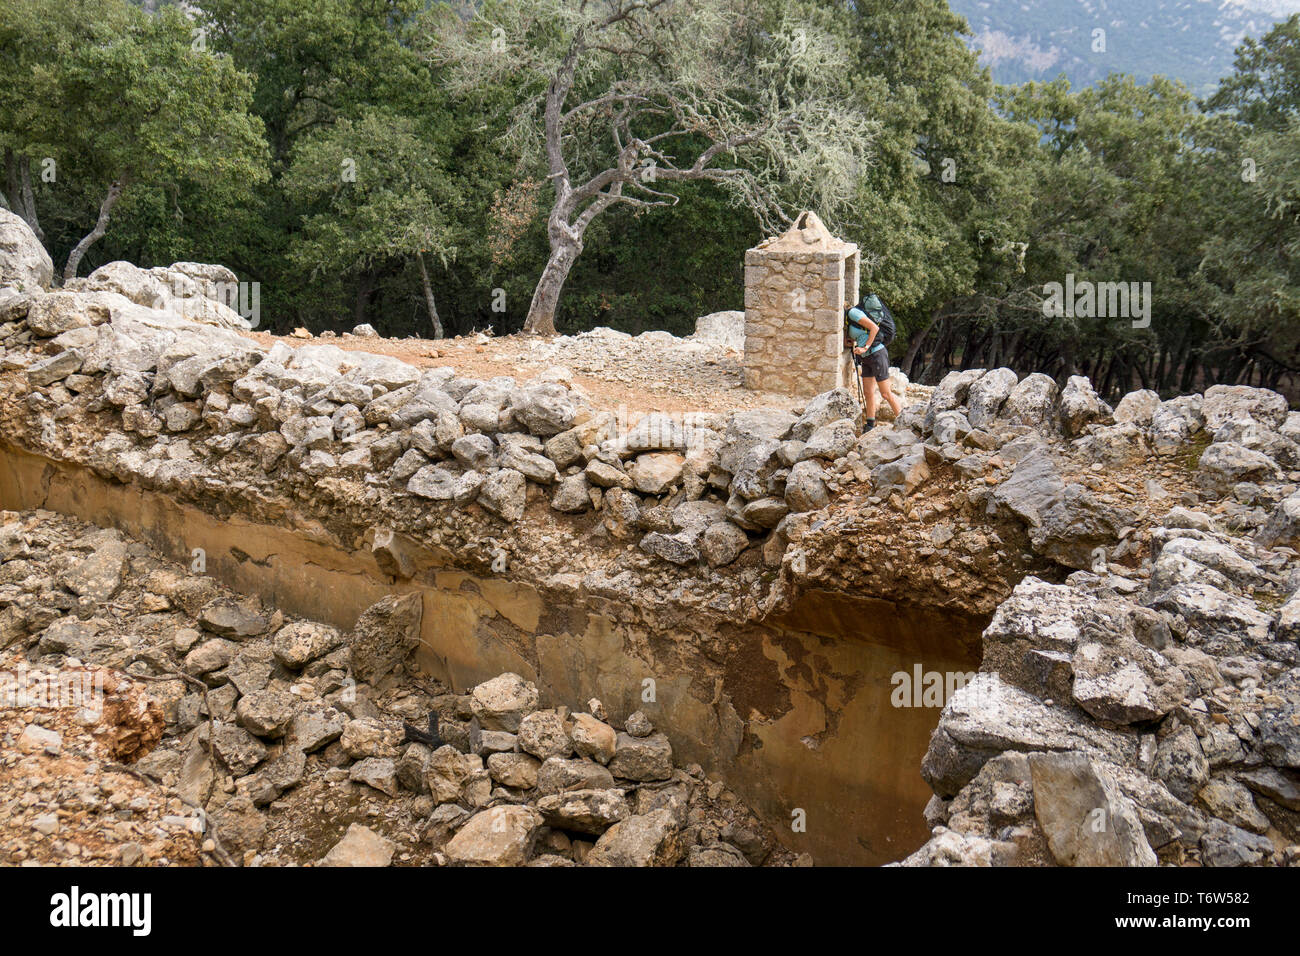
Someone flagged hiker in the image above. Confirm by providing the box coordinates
[846,292,902,431]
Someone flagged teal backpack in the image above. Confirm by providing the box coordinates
[845,294,896,347]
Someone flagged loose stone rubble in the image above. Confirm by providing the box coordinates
[895,375,1300,867]
[0,510,794,867]
[1,222,1297,868]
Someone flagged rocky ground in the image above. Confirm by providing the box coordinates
[0,509,795,867]
[1,221,1299,867]
[240,311,913,417]
[892,380,1300,866]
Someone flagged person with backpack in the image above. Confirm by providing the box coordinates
[846,292,902,432]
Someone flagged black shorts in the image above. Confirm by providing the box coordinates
[855,345,891,381]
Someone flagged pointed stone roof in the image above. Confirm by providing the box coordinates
[753,211,854,254]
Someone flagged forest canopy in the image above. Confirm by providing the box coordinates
[1,0,1297,400]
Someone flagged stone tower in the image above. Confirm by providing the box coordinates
[743,211,860,397]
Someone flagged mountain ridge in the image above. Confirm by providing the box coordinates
[948,0,1300,94]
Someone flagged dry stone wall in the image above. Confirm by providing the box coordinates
[1,221,1299,867]
[743,213,858,398]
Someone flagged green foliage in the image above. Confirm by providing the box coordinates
[1,0,267,277]
[282,112,457,276]
[3,0,1296,403]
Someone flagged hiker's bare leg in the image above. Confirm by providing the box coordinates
[861,373,879,420]
[877,376,903,417]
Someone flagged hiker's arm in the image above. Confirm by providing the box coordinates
[848,309,879,352]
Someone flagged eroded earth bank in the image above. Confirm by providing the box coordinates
[1,239,1298,866]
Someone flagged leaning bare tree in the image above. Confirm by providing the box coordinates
[432,0,876,335]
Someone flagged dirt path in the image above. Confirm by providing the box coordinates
[239,327,923,417]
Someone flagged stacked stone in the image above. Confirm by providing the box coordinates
[0,253,887,575]
[742,213,858,398]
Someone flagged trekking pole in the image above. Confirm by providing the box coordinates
[853,351,868,427]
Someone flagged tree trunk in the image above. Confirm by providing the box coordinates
[524,237,581,336]
[1181,353,1200,393]
[903,305,945,375]
[1059,337,1077,380]
[416,253,444,339]
[354,272,375,327]
[19,156,42,243]
[5,150,44,244]
[63,178,124,283]
[920,321,957,383]
[3,149,17,216]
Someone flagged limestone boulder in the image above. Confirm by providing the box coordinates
[871,452,929,497]
[320,823,395,867]
[585,808,684,866]
[921,673,1137,798]
[272,621,344,670]
[27,291,108,337]
[1059,375,1113,437]
[0,208,53,289]
[789,388,860,441]
[478,468,527,523]
[931,410,971,445]
[999,373,1060,432]
[536,788,630,835]
[1258,492,1300,551]
[609,731,673,781]
[235,687,295,739]
[470,673,539,732]
[800,418,857,461]
[700,522,749,568]
[628,452,686,496]
[349,592,422,683]
[718,408,796,473]
[967,368,1018,429]
[1028,752,1157,866]
[1151,727,1210,802]
[498,445,559,485]
[486,752,541,789]
[444,805,543,866]
[1029,485,1135,570]
[509,383,578,435]
[1070,639,1188,725]
[1197,441,1280,493]
[924,369,985,431]
[570,713,617,765]
[550,473,592,513]
[639,530,699,566]
[1150,396,1204,453]
[691,310,744,349]
[518,710,572,761]
[535,756,616,795]
[1202,384,1289,432]
[785,459,830,512]
[1113,389,1161,426]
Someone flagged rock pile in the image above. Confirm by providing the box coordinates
[2,232,1298,868]
[1,258,912,576]
[0,510,791,867]
[888,371,1300,867]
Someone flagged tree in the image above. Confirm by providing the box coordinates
[60,5,268,282]
[904,73,1209,397]
[197,0,453,330]
[0,0,126,245]
[282,111,459,337]
[0,0,268,282]
[1204,14,1300,132]
[1198,17,1300,388]
[430,0,876,335]
[827,0,1039,372]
